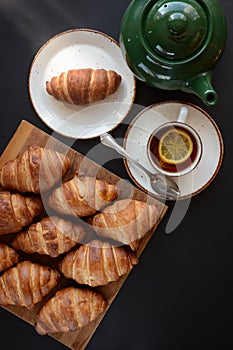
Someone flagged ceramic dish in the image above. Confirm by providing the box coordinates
[29,28,136,139]
[123,101,224,200]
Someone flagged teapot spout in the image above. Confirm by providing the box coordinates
[182,72,218,106]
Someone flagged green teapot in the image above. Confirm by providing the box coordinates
[120,0,227,106]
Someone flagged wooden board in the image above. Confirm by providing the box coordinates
[0,120,167,350]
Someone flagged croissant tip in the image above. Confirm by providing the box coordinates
[46,81,52,95]
[34,323,46,336]
[11,240,17,249]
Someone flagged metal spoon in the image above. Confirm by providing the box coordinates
[100,132,180,199]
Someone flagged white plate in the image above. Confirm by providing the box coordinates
[29,29,136,139]
[123,101,224,200]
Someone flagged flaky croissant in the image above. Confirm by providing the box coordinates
[12,216,86,258]
[92,199,160,251]
[0,261,60,309]
[46,68,121,105]
[59,239,138,287]
[0,191,43,235]
[0,242,19,272]
[0,144,70,194]
[35,287,107,335]
[48,172,119,217]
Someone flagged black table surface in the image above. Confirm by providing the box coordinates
[0,1,233,349]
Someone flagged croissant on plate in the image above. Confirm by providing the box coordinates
[0,242,19,272]
[12,216,86,258]
[0,191,43,235]
[92,199,160,251]
[0,261,60,309]
[35,287,108,335]
[46,68,121,105]
[48,172,119,217]
[0,144,71,194]
[59,239,138,287]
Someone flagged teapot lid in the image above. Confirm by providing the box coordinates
[143,0,208,60]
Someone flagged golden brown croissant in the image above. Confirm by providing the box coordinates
[12,216,86,258]
[0,191,43,235]
[0,261,60,309]
[35,287,107,335]
[92,199,160,251]
[46,68,121,105]
[59,239,138,287]
[48,172,119,217]
[0,144,70,194]
[0,242,19,272]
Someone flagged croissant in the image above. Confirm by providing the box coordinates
[59,239,138,287]
[48,172,119,217]
[46,68,121,105]
[35,287,107,335]
[12,216,86,258]
[92,199,160,251]
[0,191,43,235]
[0,261,60,309]
[0,242,19,272]
[0,144,70,194]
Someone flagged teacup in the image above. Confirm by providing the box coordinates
[147,106,202,177]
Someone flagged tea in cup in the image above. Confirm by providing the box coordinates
[147,106,202,177]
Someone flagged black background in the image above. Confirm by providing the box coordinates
[0,1,233,349]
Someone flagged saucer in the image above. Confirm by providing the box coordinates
[29,28,136,139]
[123,101,224,200]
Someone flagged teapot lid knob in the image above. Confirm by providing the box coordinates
[167,13,188,35]
[143,0,208,60]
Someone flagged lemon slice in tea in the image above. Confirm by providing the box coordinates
[158,128,193,165]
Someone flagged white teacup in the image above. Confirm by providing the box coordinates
[147,106,202,177]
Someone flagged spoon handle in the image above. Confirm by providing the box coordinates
[100,133,153,176]
[100,133,180,199]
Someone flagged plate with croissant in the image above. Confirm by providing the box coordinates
[29,28,136,139]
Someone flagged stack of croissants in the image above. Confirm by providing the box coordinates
[0,144,160,336]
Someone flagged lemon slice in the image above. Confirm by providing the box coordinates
[158,128,193,165]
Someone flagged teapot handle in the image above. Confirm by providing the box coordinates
[182,71,218,107]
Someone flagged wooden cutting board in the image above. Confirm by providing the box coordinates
[0,120,167,350]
